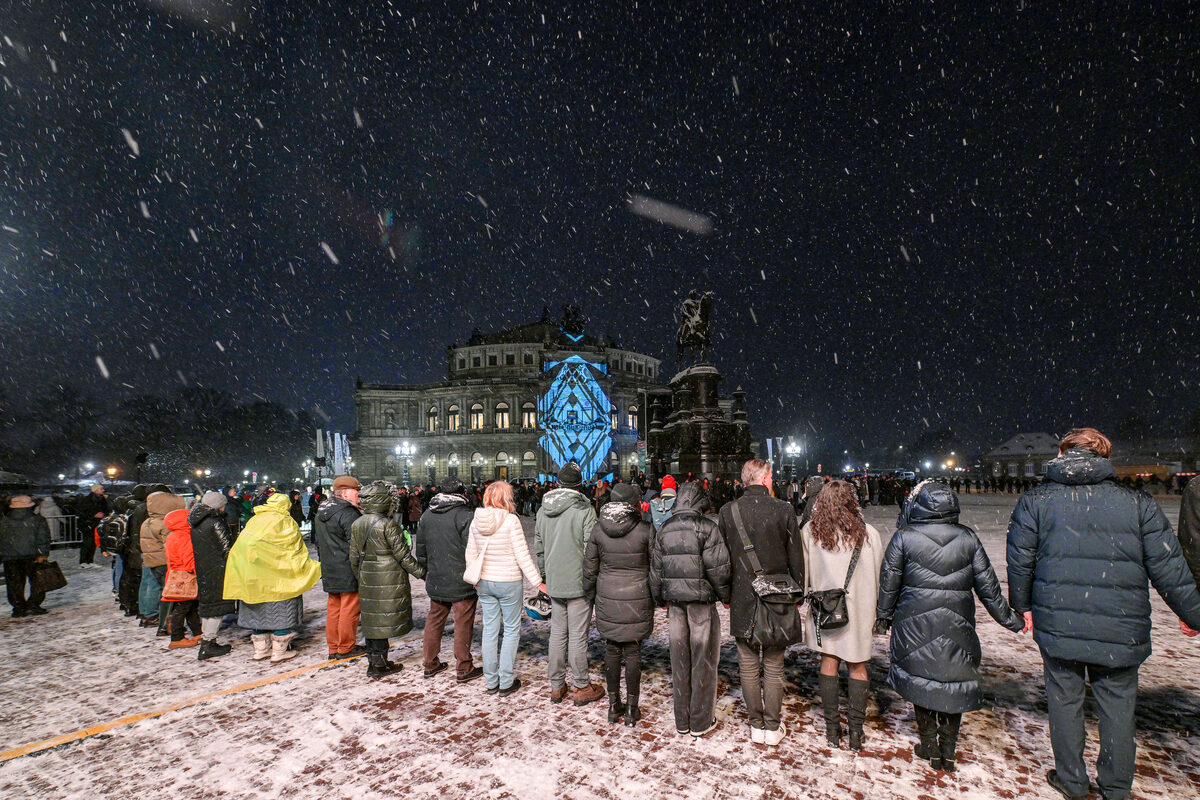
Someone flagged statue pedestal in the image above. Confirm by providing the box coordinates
[648,362,753,481]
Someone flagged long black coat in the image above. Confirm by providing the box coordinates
[125,501,148,566]
[312,498,361,594]
[1178,477,1200,589]
[350,484,426,639]
[414,493,475,604]
[877,482,1022,713]
[186,504,236,618]
[717,485,804,640]
[583,501,654,643]
[1007,448,1200,667]
[649,482,731,605]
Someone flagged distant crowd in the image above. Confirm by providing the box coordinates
[3,428,1200,800]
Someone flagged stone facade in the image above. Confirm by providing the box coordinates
[352,320,661,485]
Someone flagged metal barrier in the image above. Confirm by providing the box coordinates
[45,515,81,549]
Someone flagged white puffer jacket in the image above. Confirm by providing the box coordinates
[466,508,543,587]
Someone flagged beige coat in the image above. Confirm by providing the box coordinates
[801,521,883,662]
[140,492,185,568]
[466,508,542,587]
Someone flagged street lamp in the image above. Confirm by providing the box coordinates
[395,441,416,486]
[106,467,118,481]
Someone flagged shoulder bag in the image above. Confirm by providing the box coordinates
[161,569,198,601]
[731,502,804,649]
[462,535,492,585]
[806,542,862,647]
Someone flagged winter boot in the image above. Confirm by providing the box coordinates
[608,692,626,724]
[935,712,961,773]
[251,633,272,661]
[818,674,842,746]
[366,652,402,678]
[913,705,939,762]
[846,678,870,751]
[270,632,298,663]
[198,639,232,660]
[624,693,641,727]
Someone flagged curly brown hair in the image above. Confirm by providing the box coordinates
[809,479,867,551]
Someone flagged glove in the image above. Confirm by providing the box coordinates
[873,619,891,636]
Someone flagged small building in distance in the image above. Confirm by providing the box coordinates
[984,432,1061,479]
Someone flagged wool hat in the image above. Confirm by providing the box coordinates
[661,475,677,492]
[439,476,466,496]
[201,490,227,510]
[9,495,33,509]
[557,462,583,489]
[331,475,361,491]
[610,483,641,506]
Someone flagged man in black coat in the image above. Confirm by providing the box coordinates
[1,495,51,617]
[120,484,149,621]
[414,476,482,682]
[223,486,243,536]
[717,459,803,744]
[650,481,731,737]
[188,492,237,659]
[75,484,111,566]
[312,475,365,659]
[1007,429,1200,800]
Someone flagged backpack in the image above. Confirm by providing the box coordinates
[650,495,676,531]
[99,512,130,554]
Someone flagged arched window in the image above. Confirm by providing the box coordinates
[447,404,460,432]
[521,402,537,429]
[470,403,484,430]
[496,451,509,464]
[522,451,536,464]
[627,405,638,431]
[610,405,619,430]
[495,402,510,430]
[426,406,439,432]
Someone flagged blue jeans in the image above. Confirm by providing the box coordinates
[477,579,524,690]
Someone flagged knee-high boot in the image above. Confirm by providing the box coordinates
[913,705,939,762]
[935,712,961,772]
[818,674,841,746]
[846,678,870,751]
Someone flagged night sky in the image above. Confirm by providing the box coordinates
[3,1,1197,458]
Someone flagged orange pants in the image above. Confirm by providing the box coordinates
[326,592,361,655]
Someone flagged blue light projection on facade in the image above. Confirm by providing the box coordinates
[538,355,612,480]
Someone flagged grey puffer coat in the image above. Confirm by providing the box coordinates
[583,500,654,643]
[0,509,51,561]
[1007,448,1200,667]
[877,481,1022,713]
[350,482,427,639]
[649,482,731,605]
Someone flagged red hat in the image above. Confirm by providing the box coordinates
[661,475,677,491]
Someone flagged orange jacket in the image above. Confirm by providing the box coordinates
[163,508,195,573]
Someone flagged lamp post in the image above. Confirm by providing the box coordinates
[105,466,118,483]
[785,442,800,478]
[395,441,416,487]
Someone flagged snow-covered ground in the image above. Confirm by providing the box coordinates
[2,495,1198,799]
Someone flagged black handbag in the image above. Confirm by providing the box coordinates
[807,545,861,647]
[31,560,68,594]
[730,503,804,649]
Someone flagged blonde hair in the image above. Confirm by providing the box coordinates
[741,458,771,486]
[483,481,515,513]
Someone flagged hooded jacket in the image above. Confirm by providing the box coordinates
[312,496,362,594]
[140,492,186,568]
[223,493,321,604]
[1007,448,1200,666]
[877,481,1022,713]
[583,499,655,642]
[162,508,196,601]
[350,482,426,639]
[415,492,476,602]
[649,482,731,605]
[187,502,237,618]
[534,488,598,599]
[0,508,51,561]
[466,506,542,586]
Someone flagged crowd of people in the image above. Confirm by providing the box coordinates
[4,426,1200,800]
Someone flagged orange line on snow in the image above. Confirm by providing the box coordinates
[0,654,366,763]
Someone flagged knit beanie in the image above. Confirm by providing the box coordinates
[557,462,583,489]
[610,483,641,506]
[661,475,677,492]
[201,490,226,510]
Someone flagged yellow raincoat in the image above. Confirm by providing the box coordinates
[223,492,321,603]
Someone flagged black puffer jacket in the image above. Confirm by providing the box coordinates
[1178,477,1200,589]
[312,497,361,594]
[583,500,655,643]
[877,481,1022,714]
[649,482,731,605]
[186,503,236,618]
[718,485,804,640]
[1007,448,1200,667]
[414,493,475,603]
[0,508,50,560]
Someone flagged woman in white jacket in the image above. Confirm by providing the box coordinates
[466,481,544,696]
